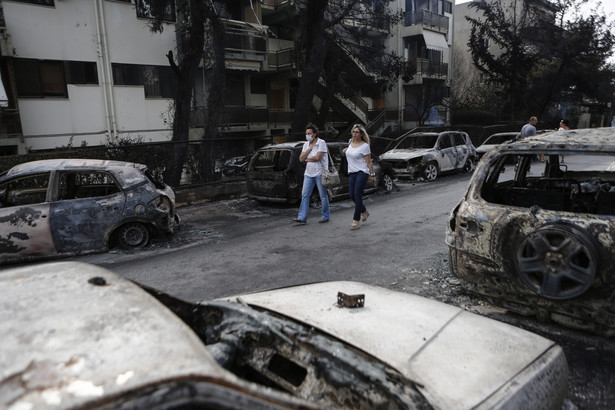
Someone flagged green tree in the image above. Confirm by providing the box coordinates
[465,0,615,121]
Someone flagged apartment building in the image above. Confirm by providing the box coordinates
[383,0,453,130]
[0,0,455,155]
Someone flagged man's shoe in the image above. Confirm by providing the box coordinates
[319,218,329,223]
[293,218,306,225]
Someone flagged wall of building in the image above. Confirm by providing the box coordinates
[3,0,176,151]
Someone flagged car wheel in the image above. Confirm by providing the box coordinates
[382,174,394,192]
[462,158,474,173]
[310,193,321,209]
[117,222,150,249]
[423,162,438,181]
[514,224,598,299]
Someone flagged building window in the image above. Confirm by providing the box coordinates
[444,1,452,14]
[143,66,176,98]
[136,0,176,22]
[250,77,267,95]
[14,59,67,98]
[10,0,54,6]
[67,61,99,85]
[112,63,142,86]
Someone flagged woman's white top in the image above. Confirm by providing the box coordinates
[303,138,328,177]
[346,142,371,174]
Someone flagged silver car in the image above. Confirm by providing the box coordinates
[1,262,568,409]
[0,159,178,264]
[379,131,476,181]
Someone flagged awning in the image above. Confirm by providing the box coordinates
[423,31,448,52]
[226,60,261,71]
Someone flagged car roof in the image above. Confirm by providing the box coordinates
[0,159,149,188]
[0,262,233,409]
[500,127,615,152]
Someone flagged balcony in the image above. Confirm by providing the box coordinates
[404,10,449,33]
[406,58,448,82]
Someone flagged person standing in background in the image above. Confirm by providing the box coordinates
[343,124,375,230]
[559,119,570,163]
[521,116,538,139]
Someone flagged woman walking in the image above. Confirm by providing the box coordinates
[343,124,376,230]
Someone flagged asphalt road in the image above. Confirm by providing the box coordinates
[73,173,614,409]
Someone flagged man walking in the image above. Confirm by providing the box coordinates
[293,123,330,224]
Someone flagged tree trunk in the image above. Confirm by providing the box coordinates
[291,0,329,136]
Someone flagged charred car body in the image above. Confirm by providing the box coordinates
[1,262,568,409]
[0,159,178,264]
[379,131,476,181]
[447,128,615,336]
[246,141,393,204]
[475,132,519,161]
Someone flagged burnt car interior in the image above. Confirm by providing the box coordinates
[145,288,428,409]
[251,149,294,172]
[0,173,50,207]
[481,152,615,215]
[57,171,121,200]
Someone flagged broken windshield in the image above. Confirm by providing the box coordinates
[395,134,438,149]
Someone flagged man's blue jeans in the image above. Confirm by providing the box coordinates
[349,171,369,221]
[297,174,330,221]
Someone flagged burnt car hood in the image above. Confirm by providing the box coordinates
[380,148,432,161]
[0,262,308,409]
[224,281,566,409]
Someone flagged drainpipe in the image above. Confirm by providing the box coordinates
[94,0,118,141]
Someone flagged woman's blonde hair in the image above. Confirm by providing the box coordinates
[352,124,370,144]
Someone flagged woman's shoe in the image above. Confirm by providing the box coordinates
[350,221,360,230]
[361,210,370,222]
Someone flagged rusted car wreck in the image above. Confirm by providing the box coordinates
[0,159,178,264]
[379,131,476,181]
[447,128,615,336]
[1,262,568,409]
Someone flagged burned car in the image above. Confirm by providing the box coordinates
[475,132,519,161]
[1,261,568,409]
[0,159,178,264]
[447,128,615,336]
[379,131,476,181]
[246,141,392,204]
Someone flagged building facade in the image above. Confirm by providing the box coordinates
[0,0,455,155]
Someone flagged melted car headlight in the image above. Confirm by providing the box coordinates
[151,196,172,213]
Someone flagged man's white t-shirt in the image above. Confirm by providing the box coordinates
[346,143,371,174]
[303,139,328,177]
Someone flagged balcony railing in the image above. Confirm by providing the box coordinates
[190,106,293,129]
[405,10,449,33]
[408,58,448,79]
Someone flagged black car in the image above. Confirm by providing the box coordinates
[246,141,393,204]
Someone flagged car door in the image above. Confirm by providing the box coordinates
[437,133,457,172]
[453,133,470,169]
[0,172,55,261]
[49,170,126,253]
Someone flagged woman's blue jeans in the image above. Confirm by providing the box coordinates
[297,174,330,222]
[349,171,368,221]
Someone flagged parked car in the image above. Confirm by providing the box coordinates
[246,141,393,204]
[1,261,568,409]
[446,128,615,336]
[379,131,476,181]
[475,132,519,161]
[0,159,178,264]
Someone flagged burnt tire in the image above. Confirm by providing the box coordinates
[514,224,598,299]
[423,162,438,182]
[462,158,474,173]
[117,222,150,249]
[382,174,394,192]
